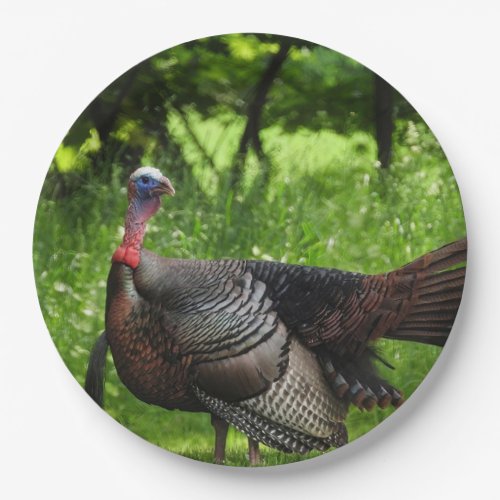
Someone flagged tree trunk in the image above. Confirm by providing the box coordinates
[374,74,394,169]
[233,39,292,185]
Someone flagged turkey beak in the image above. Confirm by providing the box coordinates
[155,176,175,197]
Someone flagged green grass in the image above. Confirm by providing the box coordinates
[33,114,465,466]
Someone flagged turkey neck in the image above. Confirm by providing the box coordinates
[112,195,161,269]
[124,196,160,246]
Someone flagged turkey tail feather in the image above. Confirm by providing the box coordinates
[85,331,109,407]
[383,238,466,347]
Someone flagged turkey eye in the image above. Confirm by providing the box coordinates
[141,176,150,184]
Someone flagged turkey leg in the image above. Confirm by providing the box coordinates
[211,415,229,464]
[248,438,261,466]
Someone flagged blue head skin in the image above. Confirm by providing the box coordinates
[129,166,175,201]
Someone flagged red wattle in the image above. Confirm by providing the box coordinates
[112,245,140,269]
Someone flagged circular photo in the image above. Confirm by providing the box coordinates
[33,33,466,466]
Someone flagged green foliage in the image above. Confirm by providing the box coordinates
[53,33,419,178]
[33,111,465,466]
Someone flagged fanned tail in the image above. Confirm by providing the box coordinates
[84,331,109,407]
[384,238,467,346]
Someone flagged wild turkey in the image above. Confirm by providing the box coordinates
[85,166,466,465]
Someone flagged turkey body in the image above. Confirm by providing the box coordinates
[106,250,350,451]
[104,238,466,454]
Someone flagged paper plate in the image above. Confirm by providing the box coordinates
[33,33,466,467]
